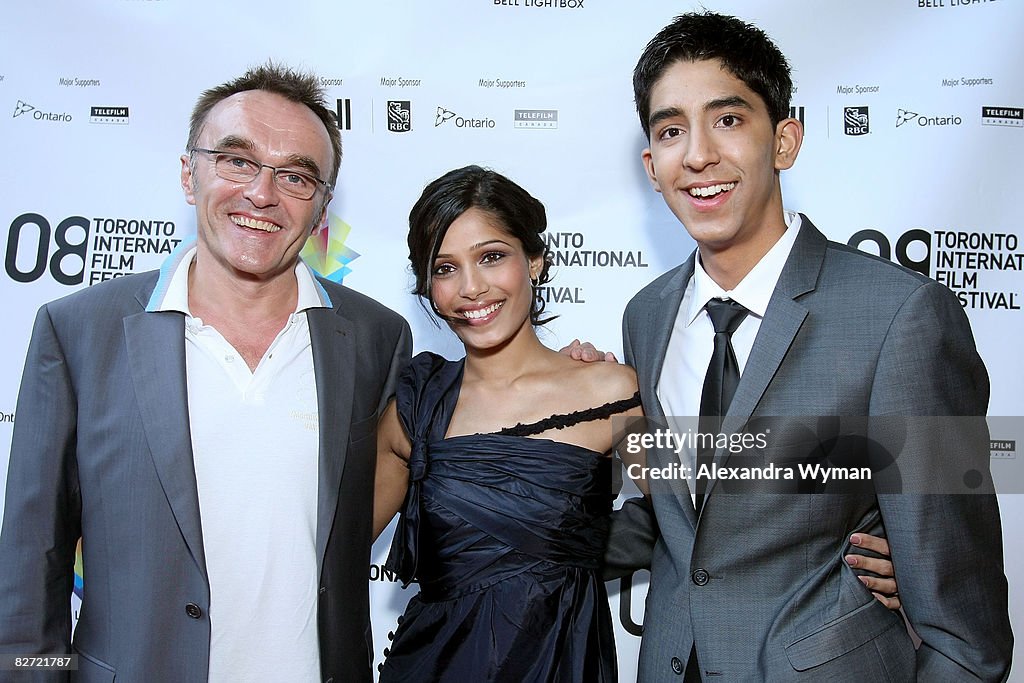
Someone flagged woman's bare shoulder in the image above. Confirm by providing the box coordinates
[553,355,638,406]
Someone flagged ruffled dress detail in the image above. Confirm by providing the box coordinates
[379,352,639,683]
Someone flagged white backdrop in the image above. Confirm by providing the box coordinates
[2,1,1022,680]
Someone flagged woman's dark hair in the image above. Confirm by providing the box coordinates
[408,165,555,326]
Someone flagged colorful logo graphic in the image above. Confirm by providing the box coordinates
[301,212,360,282]
[74,538,84,599]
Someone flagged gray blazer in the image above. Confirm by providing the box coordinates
[0,270,411,682]
[608,217,1012,682]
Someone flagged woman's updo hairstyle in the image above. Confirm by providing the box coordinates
[407,165,555,325]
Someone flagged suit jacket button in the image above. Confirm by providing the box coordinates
[671,656,684,675]
[691,568,710,586]
[185,602,203,619]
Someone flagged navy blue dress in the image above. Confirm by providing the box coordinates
[379,352,639,683]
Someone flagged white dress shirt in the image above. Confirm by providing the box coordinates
[656,211,803,505]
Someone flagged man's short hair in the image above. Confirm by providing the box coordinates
[187,62,342,185]
[633,11,793,139]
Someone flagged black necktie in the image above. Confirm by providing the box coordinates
[696,298,749,513]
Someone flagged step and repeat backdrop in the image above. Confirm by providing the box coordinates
[2,0,1022,679]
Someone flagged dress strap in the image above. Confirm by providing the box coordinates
[496,391,641,437]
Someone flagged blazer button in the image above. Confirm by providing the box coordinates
[671,656,684,675]
[691,568,710,586]
[185,602,203,619]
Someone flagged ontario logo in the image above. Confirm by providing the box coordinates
[13,99,72,122]
[434,106,496,129]
[301,212,360,282]
[897,108,962,129]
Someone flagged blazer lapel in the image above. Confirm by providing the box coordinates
[636,254,698,526]
[705,216,826,499]
[308,305,355,578]
[123,284,207,578]
[640,255,694,400]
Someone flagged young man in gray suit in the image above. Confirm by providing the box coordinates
[606,12,1013,682]
[0,64,410,681]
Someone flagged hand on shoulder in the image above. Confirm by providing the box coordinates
[569,355,639,407]
[559,338,619,364]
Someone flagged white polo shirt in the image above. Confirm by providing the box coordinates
[148,243,330,682]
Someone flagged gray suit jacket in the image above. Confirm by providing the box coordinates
[0,269,411,682]
[608,217,1012,681]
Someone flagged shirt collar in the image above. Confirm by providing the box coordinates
[685,210,802,326]
[146,238,334,314]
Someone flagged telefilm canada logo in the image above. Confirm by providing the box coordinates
[435,106,496,129]
[982,106,1023,128]
[12,100,72,123]
[991,439,1016,460]
[514,109,558,129]
[387,101,411,133]
[89,106,129,125]
[843,106,869,135]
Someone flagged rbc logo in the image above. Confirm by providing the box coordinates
[844,107,869,136]
[5,213,88,285]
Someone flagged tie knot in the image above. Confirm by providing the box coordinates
[705,298,748,335]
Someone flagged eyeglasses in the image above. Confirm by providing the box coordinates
[190,148,331,200]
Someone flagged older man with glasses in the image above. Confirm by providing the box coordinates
[0,63,410,682]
